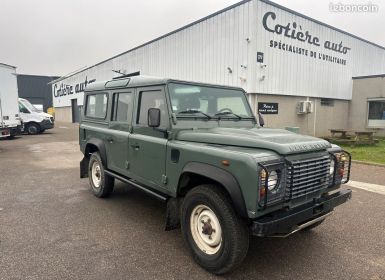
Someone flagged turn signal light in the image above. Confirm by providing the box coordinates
[260,186,266,198]
[221,160,230,166]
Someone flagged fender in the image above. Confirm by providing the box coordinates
[84,138,107,166]
[80,138,108,178]
[180,162,248,218]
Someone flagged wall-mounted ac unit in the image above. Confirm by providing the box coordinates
[297,101,313,114]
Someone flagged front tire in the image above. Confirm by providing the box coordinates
[26,123,40,135]
[88,152,114,198]
[181,185,249,275]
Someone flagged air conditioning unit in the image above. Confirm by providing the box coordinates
[297,101,313,114]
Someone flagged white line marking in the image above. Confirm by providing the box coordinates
[58,126,68,129]
[346,180,385,196]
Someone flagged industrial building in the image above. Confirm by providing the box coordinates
[17,74,59,112]
[51,0,385,136]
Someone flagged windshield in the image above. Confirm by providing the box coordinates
[20,99,38,113]
[168,83,254,119]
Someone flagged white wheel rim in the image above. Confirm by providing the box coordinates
[91,161,102,188]
[190,204,222,255]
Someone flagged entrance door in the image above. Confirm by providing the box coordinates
[71,99,80,123]
[129,86,169,191]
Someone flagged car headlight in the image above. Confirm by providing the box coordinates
[267,170,279,192]
[329,151,351,186]
[329,159,335,175]
[259,164,285,207]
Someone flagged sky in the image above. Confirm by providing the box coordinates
[0,0,384,76]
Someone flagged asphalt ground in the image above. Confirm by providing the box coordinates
[0,123,384,280]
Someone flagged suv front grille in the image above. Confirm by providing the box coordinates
[286,155,330,199]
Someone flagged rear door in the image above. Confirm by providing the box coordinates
[129,86,169,192]
[106,90,134,176]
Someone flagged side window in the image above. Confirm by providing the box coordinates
[85,93,108,119]
[111,92,134,122]
[19,102,30,113]
[137,90,168,128]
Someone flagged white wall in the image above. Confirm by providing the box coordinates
[52,0,385,108]
[0,64,20,127]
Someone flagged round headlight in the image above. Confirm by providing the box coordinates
[267,170,279,192]
[329,160,335,175]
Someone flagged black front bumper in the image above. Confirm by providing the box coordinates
[40,119,54,130]
[250,189,352,237]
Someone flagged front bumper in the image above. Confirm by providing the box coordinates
[40,119,54,130]
[250,189,352,237]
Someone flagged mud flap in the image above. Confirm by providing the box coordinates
[80,157,89,178]
[165,197,183,231]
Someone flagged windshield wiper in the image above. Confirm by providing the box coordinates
[214,111,242,119]
[177,109,212,119]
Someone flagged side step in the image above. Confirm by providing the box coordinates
[104,170,169,202]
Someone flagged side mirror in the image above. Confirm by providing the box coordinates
[148,108,161,127]
[258,112,265,127]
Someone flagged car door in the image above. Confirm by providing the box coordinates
[106,90,134,176]
[129,86,169,191]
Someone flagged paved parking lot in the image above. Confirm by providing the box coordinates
[1,123,385,280]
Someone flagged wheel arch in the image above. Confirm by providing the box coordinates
[25,121,41,133]
[80,138,108,178]
[177,162,248,218]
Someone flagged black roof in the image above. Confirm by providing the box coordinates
[352,74,385,79]
[0,62,16,69]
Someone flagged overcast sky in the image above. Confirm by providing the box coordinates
[0,0,383,76]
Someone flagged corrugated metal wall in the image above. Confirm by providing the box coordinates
[255,1,385,99]
[52,0,385,108]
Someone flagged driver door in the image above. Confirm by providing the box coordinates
[129,86,169,192]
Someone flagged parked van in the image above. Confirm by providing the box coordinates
[19,98,54,134]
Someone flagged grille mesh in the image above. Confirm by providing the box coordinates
[286,155,330,199]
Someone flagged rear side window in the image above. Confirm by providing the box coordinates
[85,93,108,119]
[111,92,134,122]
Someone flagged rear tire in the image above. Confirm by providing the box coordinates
[26,123,40,135]
[88,152,114,198]
[181,184,249,275]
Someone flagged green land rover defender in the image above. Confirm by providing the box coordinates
[79,74,352,274]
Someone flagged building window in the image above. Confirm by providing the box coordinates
[85,93,108,119]
[320,98,334,106]
[368,99,385,127]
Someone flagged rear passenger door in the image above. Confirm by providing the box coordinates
[106,91,134,176]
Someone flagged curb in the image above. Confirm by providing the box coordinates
[351,160,385,168]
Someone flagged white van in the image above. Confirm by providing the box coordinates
[18,98,54,134]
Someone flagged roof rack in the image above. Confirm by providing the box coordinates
[112,71,140,80]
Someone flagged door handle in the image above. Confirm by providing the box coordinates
[131,144,140,150]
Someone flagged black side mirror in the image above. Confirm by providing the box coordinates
[258,112,265,127]
[148,108,161,127]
